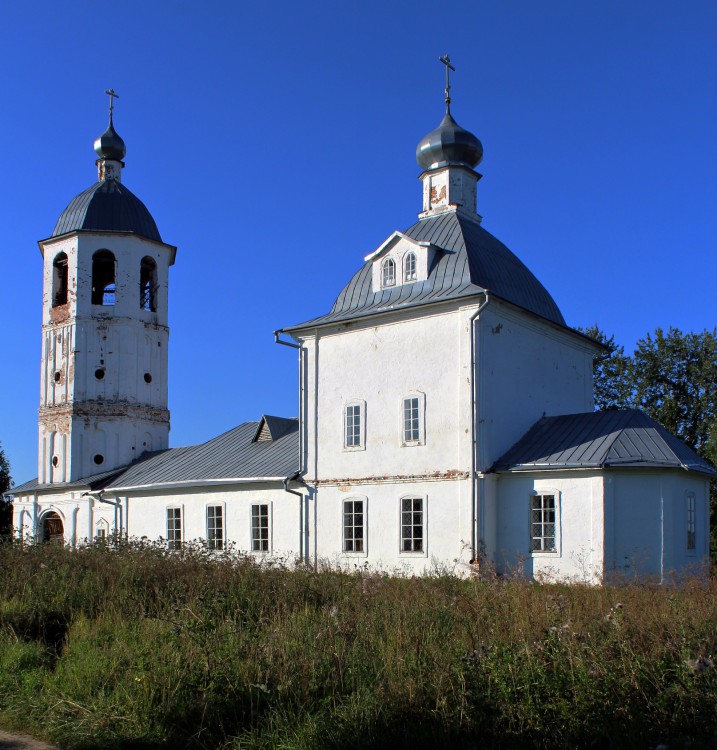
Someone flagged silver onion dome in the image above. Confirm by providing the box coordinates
[416,112,483,171]
[94,118,126,162]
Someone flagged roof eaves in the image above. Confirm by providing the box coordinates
[106,476,290,493]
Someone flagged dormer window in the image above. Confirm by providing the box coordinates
[404,252,417,282]
[382,258,396,288]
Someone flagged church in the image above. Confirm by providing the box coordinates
[10,75,714,583]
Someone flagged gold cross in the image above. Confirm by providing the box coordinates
[439,55,455,113]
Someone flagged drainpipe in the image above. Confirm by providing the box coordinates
[276,331,311,566]
[283,472,306,565]
[469,293,491,568]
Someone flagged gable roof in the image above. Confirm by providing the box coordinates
[493,409,717,476]
[10,418,300,495]
[282,211,566,332]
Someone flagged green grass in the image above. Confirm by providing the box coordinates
[0,538,715,749]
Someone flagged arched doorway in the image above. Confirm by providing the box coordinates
[42,512,64,544]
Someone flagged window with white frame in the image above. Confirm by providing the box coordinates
[401,393,424,445]
[382,257,396,288]
[167,507,182,550]
[343,499,365,553]
[531,494,557,553]
[404,252,417,282]
[344,401,365,449]
[401,497,424,553]
[251,504,269,552]
[206,505,224,550]
[687,493,696,551]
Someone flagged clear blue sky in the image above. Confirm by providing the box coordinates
[1,1,715,484]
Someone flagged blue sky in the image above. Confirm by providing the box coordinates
[1,1,715,484]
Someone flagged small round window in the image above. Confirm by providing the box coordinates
[53,371,61,383]
[93,454,105,466]
[95,369,105,380]
[52,456,59,467]
[144,373,152,383]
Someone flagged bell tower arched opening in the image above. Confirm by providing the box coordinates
[52,253,68,307]
[91,250,116,305]
[140,256,157,311]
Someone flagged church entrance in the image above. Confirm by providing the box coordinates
[42,512,64,544]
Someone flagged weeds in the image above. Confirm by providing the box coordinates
[0,538,715,749]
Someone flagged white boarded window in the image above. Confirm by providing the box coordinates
[401,497,424,553]
[167,507,182,550]
[382,257,396,288]
[343,499,365,553]
[206,505,224,550]
[531,494,556,552]
[687,493,696,551]
[251,504,269,552]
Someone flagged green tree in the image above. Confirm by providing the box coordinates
[578,325,634,410]
[0,442,12,536]
[632,328,717,457]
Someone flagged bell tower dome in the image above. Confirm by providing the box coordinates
[37,91,177,484]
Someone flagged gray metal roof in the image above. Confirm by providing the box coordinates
[11,416,300,495]
[283,211,565,332]
[493,409,717,476]
[51,180,162,243]
[9,466,128,495]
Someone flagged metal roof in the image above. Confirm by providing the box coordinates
[283,211,565,332]
[51,179,162,243]
[11,417,300,495]
[493,409,717,476]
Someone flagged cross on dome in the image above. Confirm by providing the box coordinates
[439,54,455,113]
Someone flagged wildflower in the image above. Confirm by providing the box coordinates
[685,656,713,675]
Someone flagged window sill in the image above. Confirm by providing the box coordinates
[343,445,366,452]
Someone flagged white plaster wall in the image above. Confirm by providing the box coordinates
[121,484,303,558]
[477,304,596,470]
[12,492,115,545]
[605,471,710,580]
[312,479,472,574]
[494,472,605,582]
[302,306,473,483]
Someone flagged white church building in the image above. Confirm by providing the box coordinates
[10,83,714,583]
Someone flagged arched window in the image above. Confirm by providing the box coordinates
[52,253,69,307]
[91,250,116,306]
[382,257,395,288]
[140,256,158,311]
[404,252,417,282]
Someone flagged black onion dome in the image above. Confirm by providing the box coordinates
[416,112,483,171]
[52,180,162,242]
[94,120,126,161]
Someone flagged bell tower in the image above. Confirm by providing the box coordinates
[37,92,177,484]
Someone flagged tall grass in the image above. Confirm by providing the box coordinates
[0,539,715,749]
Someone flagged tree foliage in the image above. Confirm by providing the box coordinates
[0,441,12,535]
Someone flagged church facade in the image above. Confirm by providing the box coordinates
[10,87,714,582]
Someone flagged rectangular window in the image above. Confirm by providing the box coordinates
[345,402,363,448]
[343,499,364,553]
[206,505,224,550]
[687,494,696,551]
[401,497,423,552]
[167,507,182,550]
[531,495,556,552]
[403,397,420,443]
[252,504,269,552]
